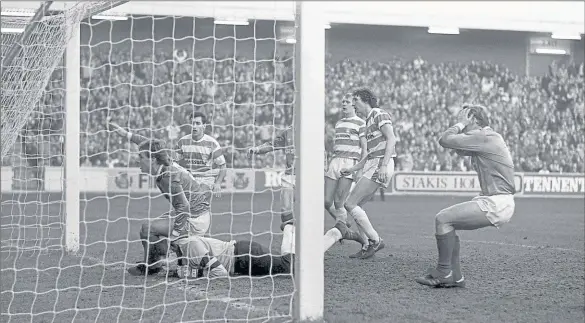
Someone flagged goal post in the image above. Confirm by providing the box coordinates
[64,17,81,254]
[294,1,326,321]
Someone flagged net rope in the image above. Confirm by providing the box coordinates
[1,12,296,323]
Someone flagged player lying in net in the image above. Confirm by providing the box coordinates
[108,121,213,276]
[416,105,516,288]
[148,221,364,278]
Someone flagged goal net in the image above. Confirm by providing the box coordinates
[0,3,327,321]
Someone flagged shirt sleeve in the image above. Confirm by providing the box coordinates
[439,126,485,152]
[374,111,392,130]
[211,141,226,166]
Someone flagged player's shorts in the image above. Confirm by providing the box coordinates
[473,194,515,228]
[361,157,395,188]
[232,240,293,276]
[281,173,295,189]
[325,157,358,180]
[159,210,211,236]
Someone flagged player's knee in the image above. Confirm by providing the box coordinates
[435,210,452,233]
[344,200,357,213]
[324,199,333,211]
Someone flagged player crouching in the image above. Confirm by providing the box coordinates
[108,121,212,276]
[416,105,516,288]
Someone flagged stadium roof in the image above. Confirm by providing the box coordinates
[1,1,583,35]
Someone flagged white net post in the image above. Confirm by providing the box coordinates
[294,1,325,321]
[64,17,81,254]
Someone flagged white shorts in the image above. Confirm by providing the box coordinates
[361,158,395,188]
[281,173,295,189]
[473,194,515,228]
[325,157,358,180]
[160,210,211,236]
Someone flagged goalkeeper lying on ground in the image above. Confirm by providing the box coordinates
[147,221,364,278]
[108,121,212,276]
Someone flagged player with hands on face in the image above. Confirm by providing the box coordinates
[415,104,516,288]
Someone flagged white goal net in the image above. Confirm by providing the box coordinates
[1,8,305,323]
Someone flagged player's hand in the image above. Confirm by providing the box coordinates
[247,147,258,157]
[355,170,363,182]
[378,165,388,183]
[457,107,474,126]
[340,168,353,177]
[212,183,222,198]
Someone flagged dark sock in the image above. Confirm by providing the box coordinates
[436,231,456,275]
[452,235,462,280]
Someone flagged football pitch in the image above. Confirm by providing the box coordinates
[1,192,584,323]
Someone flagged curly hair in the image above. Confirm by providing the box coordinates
[138,139,172,166]
[352,88,378,108]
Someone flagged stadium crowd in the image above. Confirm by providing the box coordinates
[11,45,585,173]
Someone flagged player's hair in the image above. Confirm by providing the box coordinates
[464,104,490,127]
[352,88,378,108]
[138,139,172,166]
[190,111,208,124]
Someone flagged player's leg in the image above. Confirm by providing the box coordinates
[416,200,496,287]
[333,177,352,224]
[132,215,174,275]
[344,177,384,259]
[233,240,293,276]
[323,221,366,252]
[324,157,343,222]
[324,176,339,222]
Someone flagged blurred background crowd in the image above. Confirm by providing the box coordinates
[4,24,584,174]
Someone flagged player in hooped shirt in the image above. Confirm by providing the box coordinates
[416,105,516,288]
[325,93,367,224]
[249,126,362,260]
[175,111,226,197]
[340,89,397,259]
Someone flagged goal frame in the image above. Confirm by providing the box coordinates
[58,1,325,320]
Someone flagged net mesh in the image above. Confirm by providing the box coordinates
[1,11,297,322]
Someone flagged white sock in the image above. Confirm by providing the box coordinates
[349,206,380,243]
[355,223,369,249]
[335,207,348,224]
[326,206,338,221]
[281,224,295,255]
[323,228,342,252]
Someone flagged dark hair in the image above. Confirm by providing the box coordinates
[352,88,378,108]
[190,111,207,124]
[464,104,490,127]
[138,139,172,166]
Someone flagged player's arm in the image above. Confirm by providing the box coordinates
[248,131,286,155]
[108,121,150,146]
[211,146,227,187]
[161,172,192,238]
[438,124,483,152]
[359,126,368,161]
[379,123,396,168]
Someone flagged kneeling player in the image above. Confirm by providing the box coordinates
[415,105,516,288]
[162,221,363,278]
[325,93,367,225]
[108,122,212,276]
